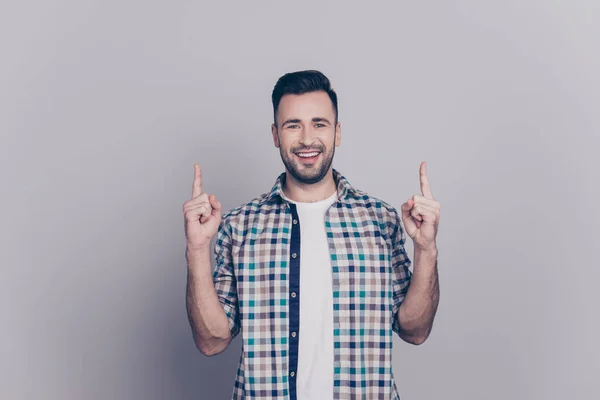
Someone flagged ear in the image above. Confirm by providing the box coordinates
[335,121,342,147]
[271,123,280,148]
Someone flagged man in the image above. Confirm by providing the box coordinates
[183,70,440,399]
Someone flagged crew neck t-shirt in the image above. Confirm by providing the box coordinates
[281,189,338,400]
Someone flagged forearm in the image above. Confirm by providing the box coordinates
[186,248,231,355]
[397,248,440,344]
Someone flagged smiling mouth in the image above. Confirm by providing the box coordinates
[295,151,321,159]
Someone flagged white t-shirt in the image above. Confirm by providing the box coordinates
[282,189,338,400]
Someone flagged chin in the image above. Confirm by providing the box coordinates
[291,165,329,184]
[281,151,333,184]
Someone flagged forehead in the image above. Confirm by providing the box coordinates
[277,91,335,121]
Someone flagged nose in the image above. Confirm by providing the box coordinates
[299,126,318,146]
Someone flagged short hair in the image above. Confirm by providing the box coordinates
[271,70,338,126]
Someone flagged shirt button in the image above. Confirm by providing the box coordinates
[290,371,295,377]
[293,219,298,224]
[291,332,297,338]
[291,292,296,298]
[292,253,297,258]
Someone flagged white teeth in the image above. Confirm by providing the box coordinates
[297,152,319,158]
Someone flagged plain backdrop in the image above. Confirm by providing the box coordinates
[1,1,598,399]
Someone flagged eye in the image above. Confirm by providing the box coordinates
[315,123,326,128]
[287,124,299,129]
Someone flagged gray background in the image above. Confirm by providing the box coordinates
[1,1,598,399]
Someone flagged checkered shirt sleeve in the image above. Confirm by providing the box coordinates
[212,217,241,339]
[388,207,413,336]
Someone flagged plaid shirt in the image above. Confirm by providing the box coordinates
[213,168,413,399]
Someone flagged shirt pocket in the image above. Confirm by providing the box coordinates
[353,238,389,295]
[335,237,391,332]
[232,234,288,323]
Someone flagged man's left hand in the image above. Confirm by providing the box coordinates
[400,161,440,252]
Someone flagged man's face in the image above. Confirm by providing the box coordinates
[271,91,341,185]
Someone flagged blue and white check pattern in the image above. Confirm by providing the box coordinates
[212,168,413,399]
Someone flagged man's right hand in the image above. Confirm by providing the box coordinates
[182,164,222,252]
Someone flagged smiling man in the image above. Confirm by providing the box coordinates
[183,70,441,399]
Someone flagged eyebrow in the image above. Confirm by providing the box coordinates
[312,117,331,124]
[282,119,302,126]
[281,117,332,126]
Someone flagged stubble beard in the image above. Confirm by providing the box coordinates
[280,145,335,185]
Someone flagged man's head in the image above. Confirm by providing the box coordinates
[271,70,341,185]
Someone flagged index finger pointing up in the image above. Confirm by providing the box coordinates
[192,164,203,198]
[420,161,434,200]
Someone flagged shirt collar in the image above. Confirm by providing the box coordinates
[260,168,359,205]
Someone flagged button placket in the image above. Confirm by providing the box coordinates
[287,202,301,397]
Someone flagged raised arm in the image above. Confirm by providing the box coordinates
[183,164,235,356]
[395,161,441,345]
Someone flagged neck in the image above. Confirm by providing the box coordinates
[282,168,337,203]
